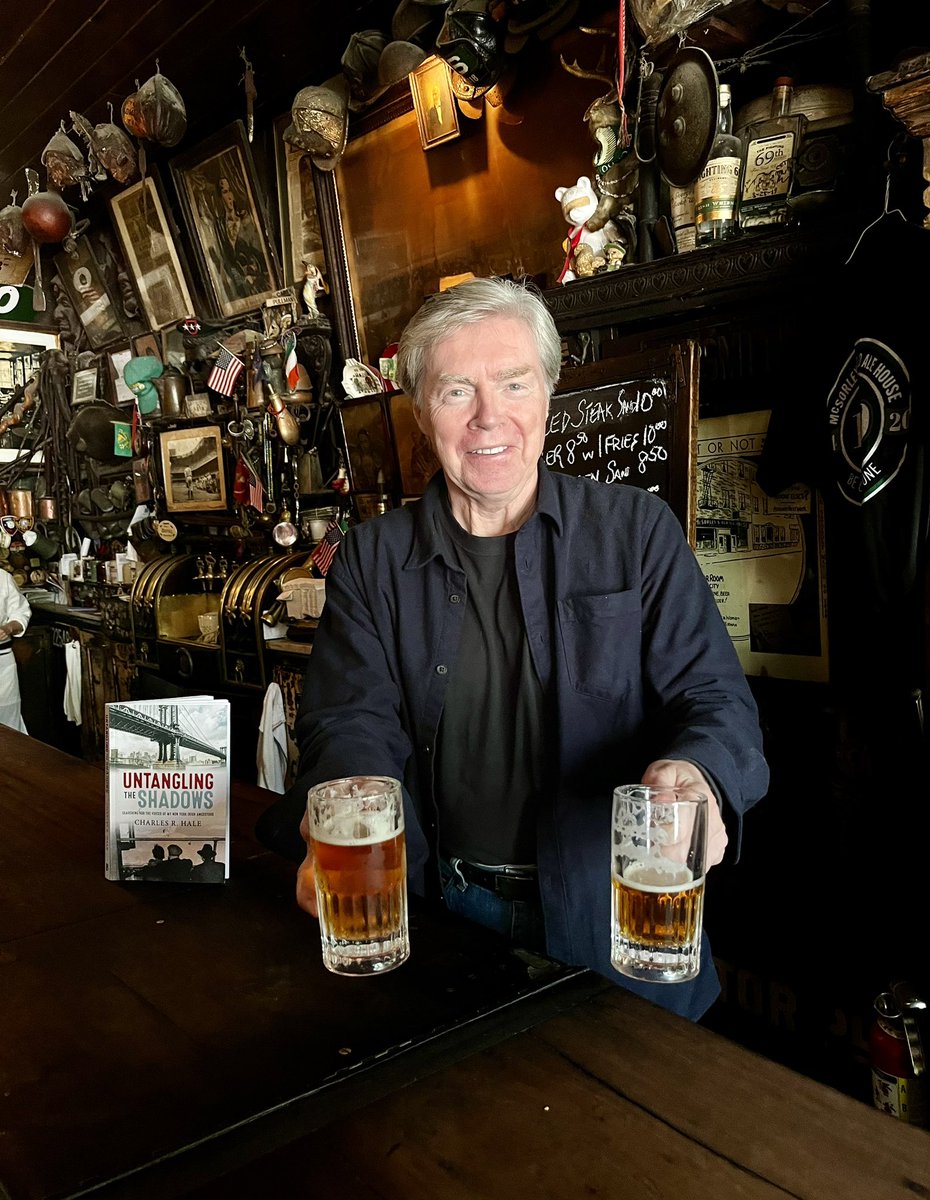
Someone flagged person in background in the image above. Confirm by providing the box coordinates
[256,277,769,1020]
[0,570,30,733]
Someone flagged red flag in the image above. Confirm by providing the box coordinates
[207,345,245,396]
[311,516,346,576]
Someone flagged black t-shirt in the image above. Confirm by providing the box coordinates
[434,496,546,866]
[758,213,929,697]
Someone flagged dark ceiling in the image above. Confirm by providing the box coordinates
[0,0,397,204]
[1,1,925,220]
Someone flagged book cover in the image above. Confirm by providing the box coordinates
[104,697,231,882]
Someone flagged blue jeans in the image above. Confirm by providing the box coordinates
[439,858,546,953]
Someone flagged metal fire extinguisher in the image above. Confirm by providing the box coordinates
[869,981,927,1126]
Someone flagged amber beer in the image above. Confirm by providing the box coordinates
[612,862,705,979]
[610,786,707,983]
[308,777,409,975]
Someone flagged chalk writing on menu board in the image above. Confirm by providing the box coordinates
[543,377,672,498]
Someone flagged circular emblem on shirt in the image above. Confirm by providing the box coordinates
[826,336,911,506]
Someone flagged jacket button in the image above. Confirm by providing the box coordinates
[436,664,448,675]
[449,594,461,603]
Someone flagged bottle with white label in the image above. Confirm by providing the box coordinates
[669,184,696,253]
[694,83,741,246]
[738,76,808,230]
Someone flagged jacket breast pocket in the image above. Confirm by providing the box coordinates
[557,590,641,700]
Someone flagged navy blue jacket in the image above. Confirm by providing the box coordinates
[256,467,769,1019]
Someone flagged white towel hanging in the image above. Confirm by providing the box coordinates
[257,681,288,793]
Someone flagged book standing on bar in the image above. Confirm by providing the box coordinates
[104,696,231,883]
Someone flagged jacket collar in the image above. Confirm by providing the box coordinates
[404,463,562,570]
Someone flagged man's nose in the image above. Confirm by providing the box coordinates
[469,386,505,428]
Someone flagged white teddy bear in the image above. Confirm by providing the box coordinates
[555,175,622,284]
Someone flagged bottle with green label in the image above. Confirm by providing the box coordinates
[694,83,741,246]
[738,76,808,230]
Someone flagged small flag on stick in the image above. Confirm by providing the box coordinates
[311,516,347,576]
[207,344,245,396]
[283,331,299,392]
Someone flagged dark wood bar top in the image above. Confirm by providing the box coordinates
[2,727,928,1200]
[195,984,930,1200]
[0,726,595,1200]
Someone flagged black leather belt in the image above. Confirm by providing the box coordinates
[447,858,540,903]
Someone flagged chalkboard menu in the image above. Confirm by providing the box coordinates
[544,342,699,542]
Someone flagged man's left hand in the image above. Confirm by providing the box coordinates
[641,759,728,868]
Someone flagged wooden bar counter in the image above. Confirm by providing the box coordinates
[2,727,928,1200]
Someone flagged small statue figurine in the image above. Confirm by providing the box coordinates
[555,176,621,284]
[302,260,328,319]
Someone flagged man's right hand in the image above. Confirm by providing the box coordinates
[296,811,319,917]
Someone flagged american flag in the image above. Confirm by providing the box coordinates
[311,516,346,577]
[249,473,264,513]
[207,345,245,396]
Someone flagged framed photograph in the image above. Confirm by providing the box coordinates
[696,409,829,683]
[410,56,460,151]
[132,332,162,362]
[109,174,196,331]
[170,120,281,319]
[159,426,227,513]
[108,346,135,405]
[339,396,395,494]
[273,111,326,288]
[0,243,33,287]
[54,236,128,349]
[72,366,98,405]
[388,391,439,495]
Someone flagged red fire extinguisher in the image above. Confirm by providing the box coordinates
[869,981,927,1127]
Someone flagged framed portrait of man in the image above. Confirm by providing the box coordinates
[171,120,281,320]
[410,56,460,151]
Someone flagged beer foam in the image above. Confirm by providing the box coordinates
[622,861,699,892]
[315,809,403,845]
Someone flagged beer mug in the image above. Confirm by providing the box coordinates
[610,785,708,984]
[307,776,409,976]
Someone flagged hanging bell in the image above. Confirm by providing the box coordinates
[0,192,28,258]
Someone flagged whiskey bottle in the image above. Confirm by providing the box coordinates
[738,76,808,230]
[669,184,696,253]
[694,83,741,246]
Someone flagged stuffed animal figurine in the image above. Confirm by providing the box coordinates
[554,175,621,284]
[123,355,164,414]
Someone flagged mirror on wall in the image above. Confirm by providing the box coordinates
[0,325,58,392]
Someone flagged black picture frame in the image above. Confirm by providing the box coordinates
[273,111,327,290]
[170,120,281,320]
[54,236,128,350]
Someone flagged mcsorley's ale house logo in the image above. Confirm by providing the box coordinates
[827,337,911,506]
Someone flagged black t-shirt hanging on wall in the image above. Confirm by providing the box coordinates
[758,212,929,701]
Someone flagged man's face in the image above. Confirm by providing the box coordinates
[415,316,549,523]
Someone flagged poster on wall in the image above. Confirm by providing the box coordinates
[695,409,829,682]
